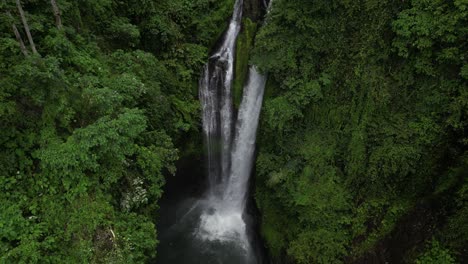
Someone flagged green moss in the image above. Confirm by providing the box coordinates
[233,18,258,108]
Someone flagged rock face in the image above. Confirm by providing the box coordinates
[243,0,267,21]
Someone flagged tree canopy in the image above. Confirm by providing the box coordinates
[0,0,234,262]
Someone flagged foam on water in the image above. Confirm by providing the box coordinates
[197,203,247,248]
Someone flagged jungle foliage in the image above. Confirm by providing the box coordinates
[252,0,467,263]
[0,0,234,262]
[1,0,467,263]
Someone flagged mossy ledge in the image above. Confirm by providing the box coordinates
[233,18,258,108]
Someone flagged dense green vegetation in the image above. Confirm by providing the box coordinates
[1,0,466,263]
[252,0,467,263]
[0,0,234,262]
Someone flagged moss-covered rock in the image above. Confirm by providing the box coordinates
[233,18,258,108]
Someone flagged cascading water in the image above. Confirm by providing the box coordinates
[156,1,268,263]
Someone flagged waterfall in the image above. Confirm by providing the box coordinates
[157,1,272,262]
[197,67,266,248]
[197,0,266,261]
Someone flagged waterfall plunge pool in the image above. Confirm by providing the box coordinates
[154,157,266,264]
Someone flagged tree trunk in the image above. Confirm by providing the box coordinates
[7,11,29,56]
[15,0,38,55]
[50,0,62,29]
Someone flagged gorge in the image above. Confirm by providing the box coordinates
[156,0,268,263]
[1,0,466,263]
